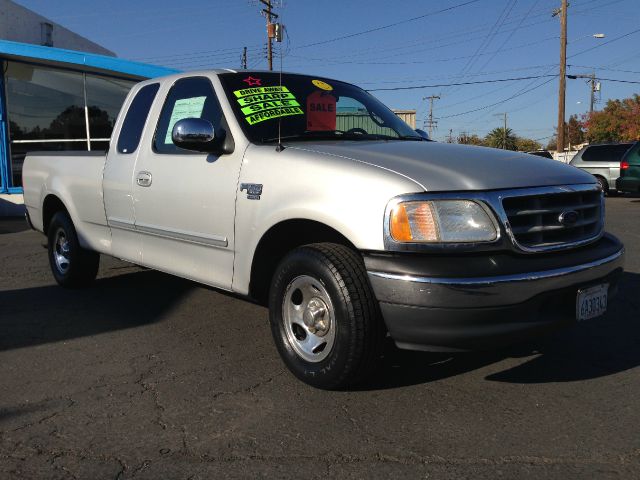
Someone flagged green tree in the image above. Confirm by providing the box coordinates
[515,137,542,152]
[456,132,485,146]
[583,94,640,143]
[484,127,517,150]
[546,136,558,151]
[567,114,585,146]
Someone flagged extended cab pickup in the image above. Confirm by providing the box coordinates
[23,71,624,389]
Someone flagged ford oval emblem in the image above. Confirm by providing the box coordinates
[559,210,579,226]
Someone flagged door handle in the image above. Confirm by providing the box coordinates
[136,171,152,187]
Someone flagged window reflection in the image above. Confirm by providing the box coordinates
[86,75,132,139]
[3,61,135,187]
[6,62,86,140]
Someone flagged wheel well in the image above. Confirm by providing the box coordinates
[42,195,69,234]
[593,174,608,185]
[249,219,357,305]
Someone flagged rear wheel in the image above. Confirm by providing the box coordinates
[269,243,384,390]
[595,176,609,196]
[47,212,99,288]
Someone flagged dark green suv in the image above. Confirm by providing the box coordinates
[616,141,640,194]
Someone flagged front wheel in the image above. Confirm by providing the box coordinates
[269,243,384,390]
[47,211,100,288]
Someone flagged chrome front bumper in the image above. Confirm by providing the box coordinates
[365,236,624,351]
[368,249,624,309]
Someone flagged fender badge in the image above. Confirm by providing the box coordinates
[240,183,263,200]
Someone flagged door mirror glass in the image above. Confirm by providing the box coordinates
[172,118,217,152]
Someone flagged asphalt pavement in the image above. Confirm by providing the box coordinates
[1,196,639,479]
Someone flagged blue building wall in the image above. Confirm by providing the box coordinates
[0,40,178,195]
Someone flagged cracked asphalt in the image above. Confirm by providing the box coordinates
[1,196,639,479]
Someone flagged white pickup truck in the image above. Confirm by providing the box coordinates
[23,70,624,389]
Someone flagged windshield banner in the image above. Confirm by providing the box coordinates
[233,85,304,125]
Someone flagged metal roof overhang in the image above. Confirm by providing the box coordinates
[0,39,179,80]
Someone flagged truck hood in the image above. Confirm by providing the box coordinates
[288,141,594,191]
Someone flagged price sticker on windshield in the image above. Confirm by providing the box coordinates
[307,90,336,131]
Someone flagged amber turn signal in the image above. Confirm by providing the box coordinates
[390,202,438,242]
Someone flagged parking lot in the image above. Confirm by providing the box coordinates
[1,195,639,479]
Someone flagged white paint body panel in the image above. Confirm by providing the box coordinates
[231,144,421,294]
[22,152,111,253]
[22,70,593,298]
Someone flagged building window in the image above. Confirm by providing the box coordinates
[85,74,135,140]
[41,22,54,47]
[3,61,136,187]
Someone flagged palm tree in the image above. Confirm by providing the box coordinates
[485,127,517,150]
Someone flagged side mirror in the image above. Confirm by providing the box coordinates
[415,129,431,141]
[172,118,219,153]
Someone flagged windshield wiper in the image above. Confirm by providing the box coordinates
[395,135,425,141]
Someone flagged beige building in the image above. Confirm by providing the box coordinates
[0,0,115,56]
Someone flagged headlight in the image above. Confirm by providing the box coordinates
[389,200,497,243]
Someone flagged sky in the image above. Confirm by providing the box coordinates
[17,0,640,144]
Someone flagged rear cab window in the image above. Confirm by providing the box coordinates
[117,83,160,154]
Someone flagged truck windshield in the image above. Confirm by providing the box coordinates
[218,72,421,144]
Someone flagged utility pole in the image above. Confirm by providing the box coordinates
[503,112,507,149]
[568,73,598,113]
[555,0,568,153]
[241,46,247,69]
[423,95,440,138]
[494,112,508,149]
[259,0,278,70]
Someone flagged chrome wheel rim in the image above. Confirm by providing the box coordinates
[282,275,336,363]
[53,228,71,274]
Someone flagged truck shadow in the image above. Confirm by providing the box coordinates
[0,270,193,352]
[363,271,640,390]
[0,217,30,234]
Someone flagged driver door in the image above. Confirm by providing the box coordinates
[132,76,242,289]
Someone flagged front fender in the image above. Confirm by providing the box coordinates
[231,144,423,294]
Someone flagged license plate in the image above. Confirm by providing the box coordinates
[576,283,608,321]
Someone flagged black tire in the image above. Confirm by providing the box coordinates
[47,211,100,288]
[596,176,609,196]
[268,243,384,390]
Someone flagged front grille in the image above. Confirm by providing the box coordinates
[502,188,602,250]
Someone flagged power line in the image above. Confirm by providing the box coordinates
[438,76,558,119]
[568,27,640,59]
[457,0,518,78]
[287,36,559,67]
[133,44,264,62]
[569,64,640,75]
[356,64,557,86]
[294,0,483,49]
[475,0,542,72]
[367,74,557,91]
[594,77,640,85]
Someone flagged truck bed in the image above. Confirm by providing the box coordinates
[22,151,111,253]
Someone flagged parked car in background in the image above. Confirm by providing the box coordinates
[569,142,634,194]
[526,150,553,159]
[616,141,640,194]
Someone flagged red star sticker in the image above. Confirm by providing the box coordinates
[242,76,262,86]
